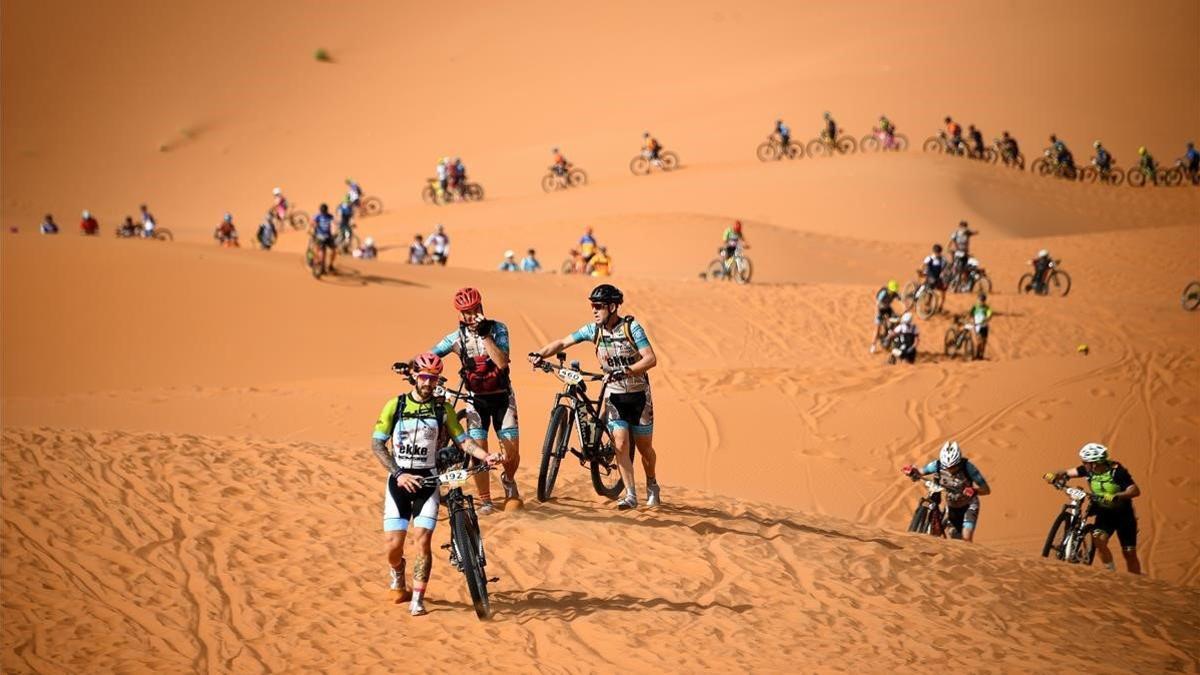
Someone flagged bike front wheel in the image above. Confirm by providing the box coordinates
[1042,511,1070,560]
[629,156,649,175]
[756,141,777,162]
[451,505,491,619]
[537,405,572,502]
[541,173,559,193]
[732,256,753,284]
[1182,281,1200,310]
[568,168,588,187]
[1048,270,1071,297]
[921,136,942,153]
[360,196,383,216]
[704,259,726,280]
[590,442,625,499]
[152,228,174,242]
[973,274,992,295]
[907,503,931,533]
[659,152,679,171]
[289,210,310,229]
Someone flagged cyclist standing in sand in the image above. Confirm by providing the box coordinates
[528,284,661,510]
[1044,443,1142,574]
[432,288,522,514]
[372,352,499,616]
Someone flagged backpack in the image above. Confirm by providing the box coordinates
[388,394,445,444]
[457,325,511,394]
[592,315,637,351]
[934,459,975,490]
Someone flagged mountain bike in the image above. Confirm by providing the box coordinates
[943,315,976,361]
[1041,477,1096,565]
[905,477,948,537]
[702,244,752,284]
[336,224,361,254]
[630,150,679,175]
[1126,164,1164,188]
[271,207,310,231]
[304,238,332,279]
[1018,260,1071,297]
[1031,149,1079,180]
[421,450,496,619]
[756,134,802,161]
[352,196,383,217]
[1182,281,1200,311]
[922,131,970,157]
[530,353,625,502]
[859,128,909,152]
[542,165,588,192]
[990,138,1025,170]
[903,275,945,319]
[806,132,857,157]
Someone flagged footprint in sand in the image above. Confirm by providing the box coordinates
[1022,409,1052,421]
[1090,387,1115,398]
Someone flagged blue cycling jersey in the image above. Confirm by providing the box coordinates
[313,213,334,237]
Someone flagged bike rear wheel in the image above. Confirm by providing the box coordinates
[704,259,726,280]
[756,141,777,162]
[659,152,679,171]
[629,156,649,175]
[421,185,438,204]
[590,442,625,499]
[921,136,942,153]
[1127,167,1147,187]
[836,135,857,155]
[289,210,310,229]
[537,405,571,502]
[806,138,828,158]
[360,196,383,216]
[1048,270,1071,297]
[860,135,880,153]
[152,228,174,242]
[464,184,485,201]
[451,506,490,619]
[568,168,588,187]
[560,259,576,275]
[958,332,975,360]
[1017,272,1034,295]
[973,274,992,295]
[1182,281,1200,310]
[541,173,559,193]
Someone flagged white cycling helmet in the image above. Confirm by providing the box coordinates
[272,187,281,195]
[1037,249,1049,258]
[900,312,913,324]
[504,249,514,258]
[1079,442,1108,463]
[364,236,374,246]
[82,209,90,219]
[939,441,962,467]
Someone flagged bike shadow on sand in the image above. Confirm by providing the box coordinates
[527,496,900,551]
[315,266,427,289]
[427,588,751,621]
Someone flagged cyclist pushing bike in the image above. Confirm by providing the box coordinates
[528,284,661,510]
[370,352,499,616]
[1043,443,1141,574]
[432,288,521,515]
[901,441,991,541]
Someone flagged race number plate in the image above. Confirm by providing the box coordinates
[438,469,469,485]
[1065,487,1087,501]
[558,369,584,385]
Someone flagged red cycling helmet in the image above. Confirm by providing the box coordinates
[412,352,444,375]
[733,220,743,232]
[453,287,482,311]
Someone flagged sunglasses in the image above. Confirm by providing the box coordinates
[415,373,440,382]
[590,303,609,310]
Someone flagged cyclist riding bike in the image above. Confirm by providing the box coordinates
[1182,141,1200,177]
[551,147,569,176]
[310,203,337,273]
[967,124,985,157]
[901,441,991,541]
[345,178,363,208]
[1027,249,1052,294]
[642,132,662,166]
[271,187,288,221]
[820,111,838,143]
[40,214,59,235]
[80,210,99,236]
[1137,146,1157,179]
[528,284,661,510]
[878,114,897,147]
[139,204,157,238]
[1048,134,1075,171]
[1043,443,1141,574]
[774,119,791,151]
[371,352,499,616]
[871,280,901,354]
[944,116,963,151]
[1091,140,1113,173]
[998,131,1020,163]
[889,312,919,363]
[947,220,978,284]
[589,246,612,277]
[720,220,749,271]
[968,293,992,360]
[433,288,521,515]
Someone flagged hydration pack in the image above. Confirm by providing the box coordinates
[458,325,511,394]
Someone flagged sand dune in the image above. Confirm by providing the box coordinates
[3,0,1200,671]
[4,428,1198,673]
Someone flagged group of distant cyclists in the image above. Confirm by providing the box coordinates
[372,284,662,615]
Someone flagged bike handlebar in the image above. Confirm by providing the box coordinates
[529,354,606,380]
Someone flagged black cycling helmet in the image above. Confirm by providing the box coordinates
[319,203,329,213]
[958,220,968,227]
[588,284,624,305]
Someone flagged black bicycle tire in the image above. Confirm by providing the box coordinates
[734,257,753,284]
[943,329,958,356]
[1017,273,1034,295]
[660,152,679,171]
[537,405,570,502]
[1041,511,1071,559]
[590,442,625,499]
[541,174,558,193]
[756,141,776,162]
[1182,282,1200,310]
[568,168,588,187]
[361,196,383,216]
[907,503,929,532]
[451,507,490,619]
[1049,270,1071,297]
[629,156,649,175]
[704,259,725,280]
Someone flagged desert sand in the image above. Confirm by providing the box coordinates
[3,0,1199,672]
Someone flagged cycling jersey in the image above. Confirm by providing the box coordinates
[722,228,742,245]
[372,394,467,470]
[569,317,651,394]
[970,303,992,326]
[433,322,511,367]
[921,458,988,508]
[777,123,790,138]
[337,202,353,223]
[949,229,972,252]
[498,259,518,271]
[589,253,611,276]
[644,138,660,152]
[947,122,961,138]
[1186,149,1200,170]
[313,213,334,238]
[521,257,541,272]
[923,254,945,279]
[1074,462,1134,509]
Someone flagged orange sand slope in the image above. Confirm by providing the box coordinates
[3,428,1198,673]
[4,0,1200,672]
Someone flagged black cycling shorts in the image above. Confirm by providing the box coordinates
[384,469,439,532]
[1090,505,1137,550]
